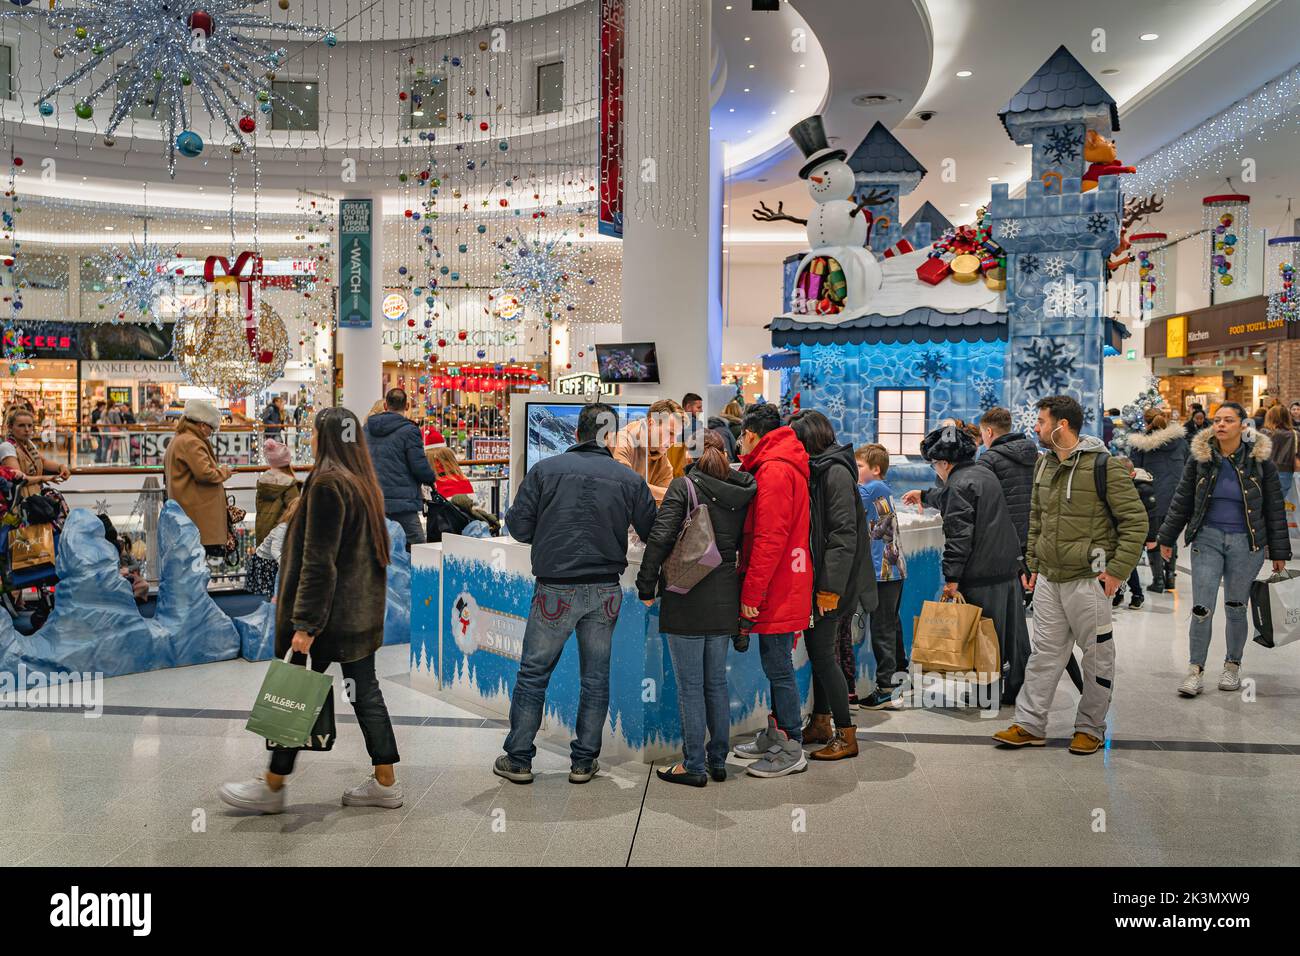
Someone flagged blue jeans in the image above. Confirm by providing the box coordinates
[757,632,802,742]
[665,634,730,774]
[503,581,623,769]
[1189,525,1266,667]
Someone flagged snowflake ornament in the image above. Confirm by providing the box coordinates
[998,219,1022,241]
[809,343,847,376]
[1086,213,1110,236]
[496,233,593,323]
[1010,400,1039,437]
[1042,256,1066,279]
[87,233,179,327]
[913,349,951,383]
[971,374,1000,411]
[1019,255,1040,278]
[1015,340,1078,392]
[1043,127,1083,165]
[821,393,846,421]
[1043,277,1094,318]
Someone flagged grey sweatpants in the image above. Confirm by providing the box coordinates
[1014,576,1114,740]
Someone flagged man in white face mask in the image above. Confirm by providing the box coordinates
[993,395,1147,756]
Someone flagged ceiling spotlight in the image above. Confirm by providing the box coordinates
[748,64,755,69]
[203,225,213,231]
[743,87,750,92]
[744,36,751,42]
[728,107,735,112]
[987,176,999,181]
[955,70,972,78]
[1101,68,1120,75]
[104,225,114,231]
[959,202,970,207]
[1139,32,1158,41]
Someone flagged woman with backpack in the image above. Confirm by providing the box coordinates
[789,409,875,761]
[1157,402,1290,698]
[637,430,756,787]
[1128,409,1188,592]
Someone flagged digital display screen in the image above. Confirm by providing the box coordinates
[595,342,659,383]
[524,402,650,473]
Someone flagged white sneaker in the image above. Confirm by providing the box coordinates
[1217,663,1241,692]
[342,772,403,809]
[219,777,286,814]
[1177,665,1204,698]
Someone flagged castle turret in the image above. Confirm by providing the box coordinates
[993,46,1124,435]
[847,121,926,255]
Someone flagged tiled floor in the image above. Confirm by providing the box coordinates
[2,577,1298,867]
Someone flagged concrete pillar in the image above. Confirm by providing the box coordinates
[336,190,385,416]
[619,0,721,410]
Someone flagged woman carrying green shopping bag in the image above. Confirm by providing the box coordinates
[220,406,400,815]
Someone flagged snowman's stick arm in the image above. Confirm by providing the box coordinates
[751,200,807,226]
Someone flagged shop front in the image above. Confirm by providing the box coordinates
[1144,295,1291,415]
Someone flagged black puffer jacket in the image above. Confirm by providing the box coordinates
[636,467,757,635]
[707,416,739,461]
[808,443,877,619]
[365,411,438,515]
[975,432,1038,549]
[1157,429,1291,559]
[938,459,1023,587]
[1129,422,1189,518]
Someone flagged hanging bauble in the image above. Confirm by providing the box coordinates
[278,0,289,8]
[103,135,116,147]
[74,101,93,119]
[38,102,53,117]
[238,115,256,133]
[180,71,192,86]
[324,31,337,46]
[176,130,204,157]
[256,89,270,103]
[498,140,509,151]
[188,10,214,37]
[478,40,488,51]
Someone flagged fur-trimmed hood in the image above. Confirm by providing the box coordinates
[1127,421,1187,452]
[1190,426,1272,464]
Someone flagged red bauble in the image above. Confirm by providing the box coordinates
[437,338,447,347]
[399,91,408,101]
[457,330,467,340]
[479,121,488,131]
[238,116,256,134]
[188,10,214,36]
[498,198,508,207]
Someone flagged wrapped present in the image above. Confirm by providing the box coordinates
[917,256,951,285]
[882,239,914,259]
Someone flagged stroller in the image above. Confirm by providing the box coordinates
[0,479,62,631]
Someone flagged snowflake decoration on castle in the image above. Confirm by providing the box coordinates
[998,219,1022,241]
[1015,340,1077,392]
[913,349,951,383]
[971,374,1000,411]
[821,392,846,421]
[1043,127,1083,165]
[1010,399,1039,437]
[1043,276,1095,318]
[496,233,594,323]
[808,343,846,376]
[1086,213,1110,236]
[87,233,179,328]
[1042,255,1066,279]
[1018,254,1040,278]
[21,0,328,174]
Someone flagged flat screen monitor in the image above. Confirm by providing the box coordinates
[595,342,659,383]
[524,402,650,473]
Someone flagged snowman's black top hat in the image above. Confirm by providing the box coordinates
[790,115,847,180]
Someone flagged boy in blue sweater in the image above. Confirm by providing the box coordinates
[856,444,908,709]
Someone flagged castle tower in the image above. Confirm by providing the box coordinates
[993,45,1123,435]
[847,121,927,255]
[902,201,952,247]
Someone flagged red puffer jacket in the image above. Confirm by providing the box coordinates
[739,426,813,635]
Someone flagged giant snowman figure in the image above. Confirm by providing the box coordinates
[754,116,885,317]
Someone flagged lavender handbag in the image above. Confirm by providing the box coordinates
[662,476,723,594]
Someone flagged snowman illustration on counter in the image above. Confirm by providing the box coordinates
[753,115,887,318]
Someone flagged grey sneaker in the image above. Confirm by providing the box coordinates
[568,759,600,784]
[342,772,403,808]
[745,733,809,778]
[732,714,778,760]
[1217,662,1241,692]
[218,776,286,814]
[1178,665,1204,698]
[492,754,534,785]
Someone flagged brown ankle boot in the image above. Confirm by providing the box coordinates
[811,725,859,760]
[800,713,834,745]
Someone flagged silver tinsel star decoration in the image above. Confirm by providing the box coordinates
[495,233,594,323]
[28,0,328,173]
[87,232,179,327]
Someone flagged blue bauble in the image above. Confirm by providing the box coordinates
[476,224,486,233]
[9,0,35,6]
[176,130,204,158]
[323,31,338,47]
[38,102,53,117]
[259,102,273,114]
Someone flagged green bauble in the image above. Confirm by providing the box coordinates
[180,71,191,86]
[257,89,270,103]
[74,101,93,119]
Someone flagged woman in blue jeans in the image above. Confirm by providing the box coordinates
[636,430,756,787]
[1157,402,1290,698]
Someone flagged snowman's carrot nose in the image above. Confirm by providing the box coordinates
[810,175,824,184]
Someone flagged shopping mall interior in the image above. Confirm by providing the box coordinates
[1,0,1300,879]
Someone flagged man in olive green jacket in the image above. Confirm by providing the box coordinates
[994,396,1147,755]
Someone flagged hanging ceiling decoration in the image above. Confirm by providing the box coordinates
[26,0,329,174]
[174,299,290,401]
[85,220,180,327]
[495,233,595,323]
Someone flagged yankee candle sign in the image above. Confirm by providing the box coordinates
[338,199,373,328]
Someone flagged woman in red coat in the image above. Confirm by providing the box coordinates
[731,403,814,779]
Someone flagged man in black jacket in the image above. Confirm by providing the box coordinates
[976,406,1038,550]
[495,403,657,786]
[921,425,1030,706]
[364,389,439,549]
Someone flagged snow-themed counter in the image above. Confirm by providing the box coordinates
[409,513,945,762]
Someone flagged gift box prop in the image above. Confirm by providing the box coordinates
[918,207,1006,290]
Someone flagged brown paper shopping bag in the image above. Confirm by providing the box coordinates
[974,616,1001,683]
[911,595,981,672]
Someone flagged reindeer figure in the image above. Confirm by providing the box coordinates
[1108,194,1164,274]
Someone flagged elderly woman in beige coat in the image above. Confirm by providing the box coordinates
[164,400,233,556]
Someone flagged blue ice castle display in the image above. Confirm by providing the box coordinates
[770,46,1129,442]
